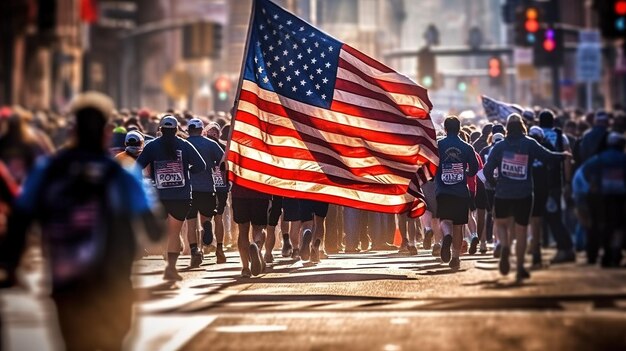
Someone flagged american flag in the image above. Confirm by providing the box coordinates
[227,0,438,216]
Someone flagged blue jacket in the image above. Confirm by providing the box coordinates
[579,148,626,195]
[186,135,225,193]
[136,136,206,200]
[435,135,478,198]
[483,135,563,199]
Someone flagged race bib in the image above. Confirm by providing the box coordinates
[602,168,626,193]
[501,152,528,180]
[154,150,185,189]
[212,167,227,189]
[441,163,464,185]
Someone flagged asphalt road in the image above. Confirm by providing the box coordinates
[2,247,626,350]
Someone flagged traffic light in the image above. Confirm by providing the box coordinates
[417,47,437,89]
[488,56,505,87]
[514,5,541,46]
[595,0,626,38]
[213,76,232,112]
[183,22,223,59]
[533,27,564,67]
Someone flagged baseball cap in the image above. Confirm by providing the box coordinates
[188,118,204,130]
[125,130,144,145]
[529,126,544,139]
[492,133,505,143]
[595,110,609,122]
[160,115,178,129]
[492,124,505,135]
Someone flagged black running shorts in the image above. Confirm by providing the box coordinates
[299,199,329,222]
[282,198,301,222]
[186,191,217,219]
[436,194,469,225]
[268,196,283,226]
[160,199,191,222]
[494,196,533,226]
[232,197,270,225]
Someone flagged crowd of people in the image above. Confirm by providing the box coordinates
[0,91,625,348]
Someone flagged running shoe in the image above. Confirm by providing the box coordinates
[291,248,301,261]
[449,257,461,271]
[531,251,542,270]
[189,251,203,268]
[550,250,576,264]
[499,247,510,275]
[408,245,418,256]
[479,241,488,254]
[319,249,329,259]
[216,246,227,264]
[440,235,452,263]
[398,244,410,254]
[241,268,252,278]
[468,236,479,255]
[431,243,441,257]
[281,233,293,257]
[493,243,502,258]
[300,229,313,261]
[423,229,434,250]
[163,266,183,281]
[249,243,263,276]
[516,267,530,282]
[264,252,274,264]
[310,239,322,263]
[202,220,214,246]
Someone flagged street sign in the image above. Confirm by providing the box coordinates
[576,30,602,82]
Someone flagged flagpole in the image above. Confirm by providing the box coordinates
[224,0,257,165]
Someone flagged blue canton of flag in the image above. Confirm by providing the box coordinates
[244,0,342,109]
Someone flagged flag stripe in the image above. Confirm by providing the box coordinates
[229,140,413,190]
[229,152,419,202]
[229,170,423,214]
[341,44,394,74]
[336,67,431,113]
[239,82,439,155]
[233,110,430,173]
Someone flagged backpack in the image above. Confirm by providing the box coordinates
[37,153,119,288]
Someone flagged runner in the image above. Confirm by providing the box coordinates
[114,130,144,169]
[136,115,206,281]
[204,122,229,263]
[185,118,224,268]
[483,114,568,282]
[479,132,505,256]
[299,199,329,263]
[0,92,164,350]
[575,132,626,267]
[435,116,479,270]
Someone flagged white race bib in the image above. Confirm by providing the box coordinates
[154,150,185,189]
[501,152,528,180]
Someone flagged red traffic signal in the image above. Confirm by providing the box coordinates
[488,57,501,78]
[616,0,626,15]
[214,76,232,92]
[524,7,540,33]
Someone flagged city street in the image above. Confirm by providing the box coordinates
[3,247,626,350]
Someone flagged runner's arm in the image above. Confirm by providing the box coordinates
[186,142,207,174]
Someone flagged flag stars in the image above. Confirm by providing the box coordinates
[293,43,299,49]
[299,26,305,31]
[294,69,301,76]
[288,60,294,66]
[273,14,279,20]
[274,55,280,61]
[302,38,307,43]
[272,72,278,77]
[300,79,306,86]
[307,48,312,54]
[278,24,283,30]
[292,86,297,92]
[325,62,331,68]
[297,53,303,59]
[316,68,322,74]
[311,58,317,64]
[314,42,319,47]
[264,34,269,40]
[328,46,333,52]
[303,64,309,70]
[321,94,327,100]
[258,67,264,74]
[267,62,272,67]
[259,24,264,30]
[322,77,328,84]
[254,56,258,63]
[285,34,290,39]
[309,74,314,80]
[273,30,277,35]
[286,75,292,82]
[277,40,282,46]
[306,90,313,96]
[283,50,289,56]
[280,66,286,72]
[278,81,284,87]
[287,20,292,25]
[262,76,269,83]
[315,84,320,90]
[320,52,326,58]
[268,45,274,51]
